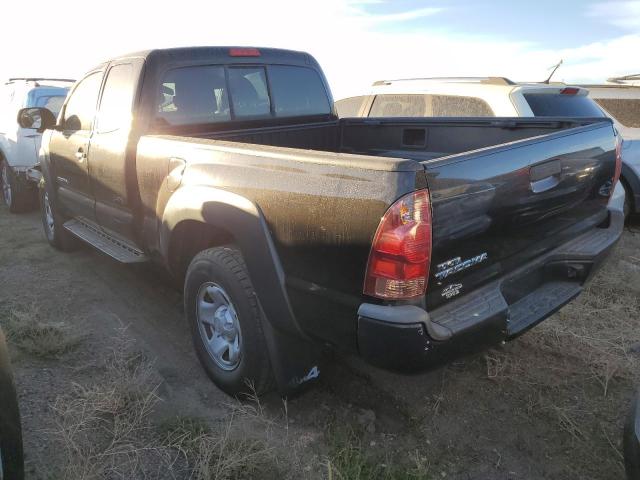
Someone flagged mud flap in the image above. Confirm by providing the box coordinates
[259,313,323,397]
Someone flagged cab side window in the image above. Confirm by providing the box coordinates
[96,64,135,133]
[63,72,103,131]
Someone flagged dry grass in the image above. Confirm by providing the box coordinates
[51,330,284,479]
[161,406,277,479]
[0,303,80,358]
[524,252,640,393]
[474,235,640,478]
[324,425,431,480]
[51,329,169,479]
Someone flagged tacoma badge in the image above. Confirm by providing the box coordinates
[435,253,488,281]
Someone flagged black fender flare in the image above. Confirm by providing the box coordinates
[35,131,58,199]
[160,186,323,395]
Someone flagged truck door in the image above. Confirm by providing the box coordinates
[89,59,143,241]
[50,71,103,219]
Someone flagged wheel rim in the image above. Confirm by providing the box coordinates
[43,192,55,239]
[196,282,242,371]
[1,164,11,206]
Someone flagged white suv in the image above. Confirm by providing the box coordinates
[581,78,640,218]
[0,78,72,212]
[336,76,629,212]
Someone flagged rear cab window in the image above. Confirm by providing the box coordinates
[523,92,606,117]
[368,94,494,117]
[156,64,331,128]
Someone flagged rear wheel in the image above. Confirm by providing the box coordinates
[39,188,77,252]
[185,247,274,397]
[0,161,36,213]
[623,182,633,221]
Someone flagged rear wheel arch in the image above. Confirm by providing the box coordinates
[168,220,236,283]
[161,187,324,395]
[160,186,303,337]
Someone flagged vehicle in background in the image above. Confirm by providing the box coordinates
[24,48,622,398]
[335,77,606,118]
[580,80,640,217]
[625,391,640,480]
[336,77,636,217]
[606,74,640,87]
[0,78,73,213]
[0,327,24,480]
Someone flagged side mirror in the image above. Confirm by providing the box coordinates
[16,107,57,133]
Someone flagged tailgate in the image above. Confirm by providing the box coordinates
[424,121,617,309]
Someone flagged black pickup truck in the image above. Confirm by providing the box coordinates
[20,47,623,396]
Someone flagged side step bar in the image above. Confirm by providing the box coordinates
[63,218,149,263]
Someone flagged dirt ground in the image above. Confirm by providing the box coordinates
[1,204,639,479]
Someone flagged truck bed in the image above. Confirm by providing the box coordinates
[137,116,616,349]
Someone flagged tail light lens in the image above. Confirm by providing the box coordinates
[613,136,623,188]
[364,189,432,300]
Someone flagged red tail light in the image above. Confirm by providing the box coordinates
[229,48,261,57]
[560,87,580,95]
[613,135,623,187]
[364,189,432,300]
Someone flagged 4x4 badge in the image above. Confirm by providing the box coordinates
[442,283,463,299]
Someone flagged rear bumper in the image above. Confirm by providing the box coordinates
[357,208,624,371]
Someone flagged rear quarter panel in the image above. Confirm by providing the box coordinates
[136,135,421,348]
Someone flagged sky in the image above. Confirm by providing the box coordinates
[1,0,638,99]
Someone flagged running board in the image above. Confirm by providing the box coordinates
[63,218,149,263]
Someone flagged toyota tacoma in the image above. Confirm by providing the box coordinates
[20,47,624,396]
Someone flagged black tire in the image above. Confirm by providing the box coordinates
[184,247,274,397]
[1,161,37,214]
[623,181,633,221]
[39,187,78,252]
[0,329,24,480]
[624,392,640,480]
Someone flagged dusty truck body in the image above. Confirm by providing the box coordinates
[23,47,623,396]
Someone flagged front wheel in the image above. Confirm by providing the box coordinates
[39,188,77,252]
[184,247,274,397]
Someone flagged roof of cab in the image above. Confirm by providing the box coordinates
[106,46,315,67]
[367,77,587,96]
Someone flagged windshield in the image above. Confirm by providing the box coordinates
[35,95,67,117]
[523,93,605,117]
[368,94,494,117]
[156,64,331,127]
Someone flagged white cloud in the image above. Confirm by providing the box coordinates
[360,6,445,24]
[587,1,640,29]
[0,0,636,100]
